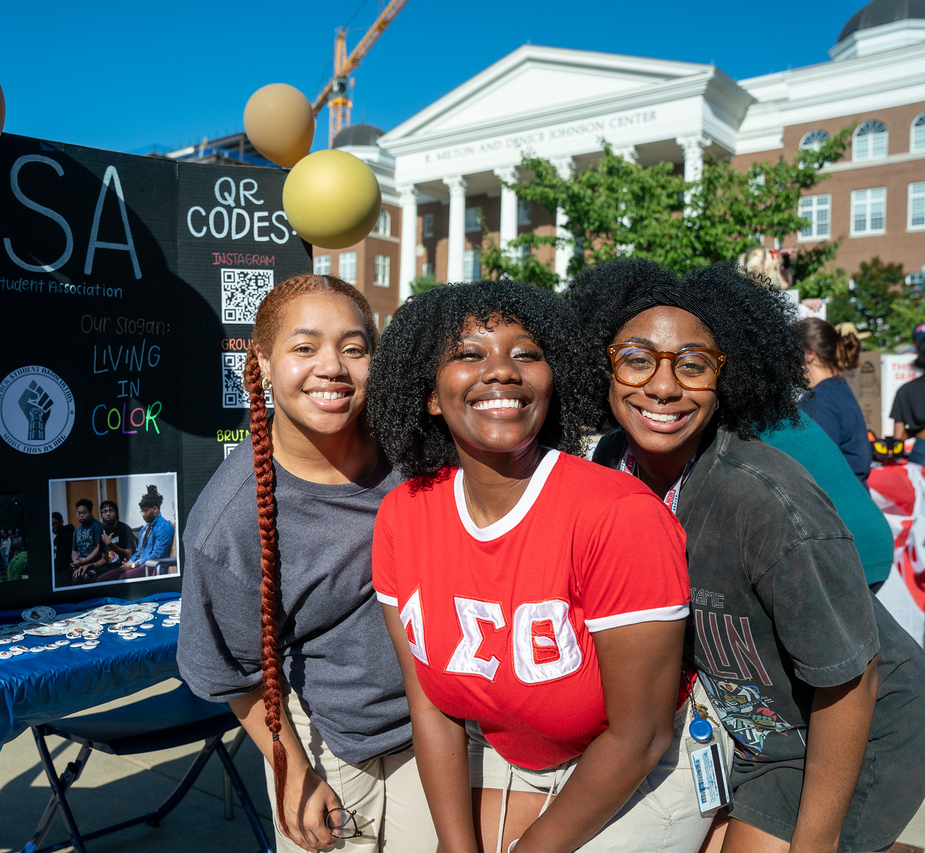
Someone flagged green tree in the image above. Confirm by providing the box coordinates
[480,129,851,290]
[829,257,925,352]
[410,272,441,295]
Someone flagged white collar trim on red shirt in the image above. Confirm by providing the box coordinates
[453,449,560,542]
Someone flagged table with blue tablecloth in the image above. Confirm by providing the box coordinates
[0,593,181,748]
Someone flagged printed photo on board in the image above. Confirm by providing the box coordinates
[48,473,179,591]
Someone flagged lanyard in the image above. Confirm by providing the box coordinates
[618,448,696,517]
[619,446,713,743]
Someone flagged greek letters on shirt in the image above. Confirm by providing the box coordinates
[399,591,583,685]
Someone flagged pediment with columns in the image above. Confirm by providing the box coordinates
[378,45,754,190]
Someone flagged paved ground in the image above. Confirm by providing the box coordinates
[2,679,924,852]
[0,679,273,853]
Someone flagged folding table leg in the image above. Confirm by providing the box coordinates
[213,740,274,853]
[21,728,91,853]
[143,734,224,825]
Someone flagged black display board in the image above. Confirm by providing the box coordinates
[0,134,311,609]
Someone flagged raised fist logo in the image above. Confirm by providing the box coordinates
[18,380,53,440]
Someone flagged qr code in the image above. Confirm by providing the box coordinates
[222,353,273,409]
[221,269,274,324]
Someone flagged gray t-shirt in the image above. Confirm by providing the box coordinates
[594,426,925,766]
[177,441,410,764]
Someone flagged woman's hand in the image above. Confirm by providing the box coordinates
[512,619,686,853]
[229,688,341,852]
[279,768,342,852]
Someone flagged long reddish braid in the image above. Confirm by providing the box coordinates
[243,273,378,838]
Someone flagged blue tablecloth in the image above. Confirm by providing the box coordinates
[0,593,181,746]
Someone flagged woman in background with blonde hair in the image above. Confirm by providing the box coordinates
[799,317,872,488]
[178,274,435,853]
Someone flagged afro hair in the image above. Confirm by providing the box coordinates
[565,258,807,437]
[367,281,596,481]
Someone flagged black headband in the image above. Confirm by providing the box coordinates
[613,284,716,339]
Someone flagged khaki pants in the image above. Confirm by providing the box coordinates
[468,677,733,853]
[266,689,437,853]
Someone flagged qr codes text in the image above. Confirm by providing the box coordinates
[221,269,274,324]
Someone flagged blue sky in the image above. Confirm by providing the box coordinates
[1,0,864,155]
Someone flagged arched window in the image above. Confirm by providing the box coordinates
[912,113,925,152]
[853,121,888,161]
[375,209,391,236]
[800,129,830,151]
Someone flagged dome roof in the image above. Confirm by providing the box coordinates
[839,0,925,41]
[332,123,385,148]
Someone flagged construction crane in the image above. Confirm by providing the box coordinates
[312,0,409,147]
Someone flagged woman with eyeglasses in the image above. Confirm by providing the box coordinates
[568,259,925,853]
[367,280,729,853]
[178,275,436,853]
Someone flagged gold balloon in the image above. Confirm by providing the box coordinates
[283,150,382,250]
[243,83,315,169]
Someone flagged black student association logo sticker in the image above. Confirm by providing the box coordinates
[0,366,75,454]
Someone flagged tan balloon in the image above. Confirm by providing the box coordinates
[283,150,382,250]
[243,83,315,169]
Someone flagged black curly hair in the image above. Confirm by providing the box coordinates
[566,258,807,438]
[367,281,594,481]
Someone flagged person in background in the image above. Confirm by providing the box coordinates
[738,246,823,315]
[0,530,10,576]
[70,499,104,583]
[51,512,74,586]
[90,501,136,574]
[890,322,925,466]
[736,268,891,591]
[97,486,174,581]
[799,317,872,489]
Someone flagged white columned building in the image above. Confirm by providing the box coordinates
[550,157,575,282]
[364,5,925,294]
[398,184,418,302]
[443,176,468,282]
[494,166,519,258]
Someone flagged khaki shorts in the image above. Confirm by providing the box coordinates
[468,677,733,853]
[267,687,437,853]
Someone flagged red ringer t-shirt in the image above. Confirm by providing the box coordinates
[373,450,690,770]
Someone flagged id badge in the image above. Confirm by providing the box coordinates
[688,742,732,814]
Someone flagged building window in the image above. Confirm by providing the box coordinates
[853,121,888,161]
[515,244,531,262]
[913,113,925,152]
[313,255,331,275]
[373,312,380,329]
[463,249,481,280]
[423,213,434,238]
[422,263,434,278]
[798,195,831,241]
[383,314,392,328]
[851,188,886,235]
[375,209,391,236]
[907,272,925,293]
[339,251,357,283]
[374,254,390,287]
[517,199,531,226]
[799,129,830,151]
[465,207,482,232]
[910,182,925,230]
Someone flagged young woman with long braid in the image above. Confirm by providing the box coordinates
[178,274,436,853]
